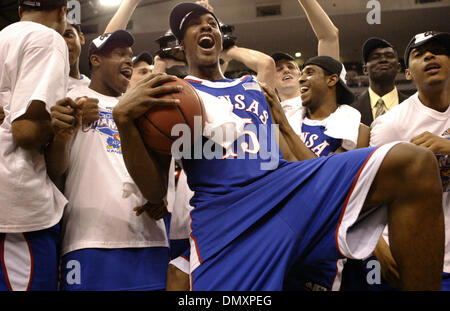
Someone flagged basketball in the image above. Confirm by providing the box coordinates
[137,78,205,155]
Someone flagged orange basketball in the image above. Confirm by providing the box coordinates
[137,78,205,155]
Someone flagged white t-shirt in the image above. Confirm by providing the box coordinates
[68,74,91,93]
[0,21,69,232]
[280,96,302,113]
[370,92,450,272]
[166,159,194,240]
[62,85,168,255]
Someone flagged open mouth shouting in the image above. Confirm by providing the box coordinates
[424,62,442,75]
[198,33,216,52]
[120,67,133,81]
[300,86,310,95]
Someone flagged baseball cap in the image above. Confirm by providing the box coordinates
[302,56,355,105]
[133,51,153,66]
[18,0,67,9]
[169,2,221,42]
[88,30,134,69]
[88,30,134,58]
[404,31,450,68]
[362,37,394,63]
[271,52,295,62]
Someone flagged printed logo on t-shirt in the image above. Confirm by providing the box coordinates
[82,109,122,154]
[437,128,450,192]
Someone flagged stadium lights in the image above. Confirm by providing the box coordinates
[99,0,122,7]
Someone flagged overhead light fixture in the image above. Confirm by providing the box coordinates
[99,0,122,7]
[295,52,302,58]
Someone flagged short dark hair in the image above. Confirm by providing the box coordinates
[19,0,67,12]
[67,23,82,34]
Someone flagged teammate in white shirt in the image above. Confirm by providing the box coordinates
[0,0,73,291]
[63,23,90,92]
[370,31,450,290]
[54,29,174,291]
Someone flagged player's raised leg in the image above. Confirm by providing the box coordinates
[364,142,444,290]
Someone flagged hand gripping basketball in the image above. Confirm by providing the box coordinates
[137,77,205,155]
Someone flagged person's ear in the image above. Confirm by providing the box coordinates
[90,54,102,68]
[59,6,68,22]
[79,32,86,46]
[327,74,339,87]
[405,68,413,81]
[18,6,23,18]
[363,63,369,76]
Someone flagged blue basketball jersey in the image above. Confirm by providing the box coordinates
[183,75,284,264]
[182,75,390,291]
[183,75,281,196]
[301,120,342,157]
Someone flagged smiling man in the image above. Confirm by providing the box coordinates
[129,51,153,89]
[353,37,409,127]
[114,3,447,291]
[63,22,90,92]
[370,31,450,291]
[55,30,171,291]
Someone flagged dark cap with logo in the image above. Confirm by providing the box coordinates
[18,0,67,9]
[88,30,134,68]
[88,30,134,58]
[133,51,153,66]
[271,52,295,63]
[362,37,394,63]
[169,2,221,42]
[404,31,450,68]
[302,56,355,105]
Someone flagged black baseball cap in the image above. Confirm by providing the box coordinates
[271,52,295,62]
[404,31,450,68]
[18,0,67,9]
[88,30,134,68]
[89,30,134,57]
[133,51,153,66]
[302,56,355,105]
[362,37,394,63]
[169,2,221,42]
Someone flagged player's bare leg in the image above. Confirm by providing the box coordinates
[166,264,190,291]
[364,143,444,290]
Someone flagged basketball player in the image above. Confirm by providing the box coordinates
[103,0,151,91]
[262,56,369,290]
[101,0,193,269]
[0,0,71,291]
[370,31,450,290]
[274,0,340,112]
[114,3,445,291]
[64,22,90,92]
[54,30,173,291]
[164,0,348,289]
